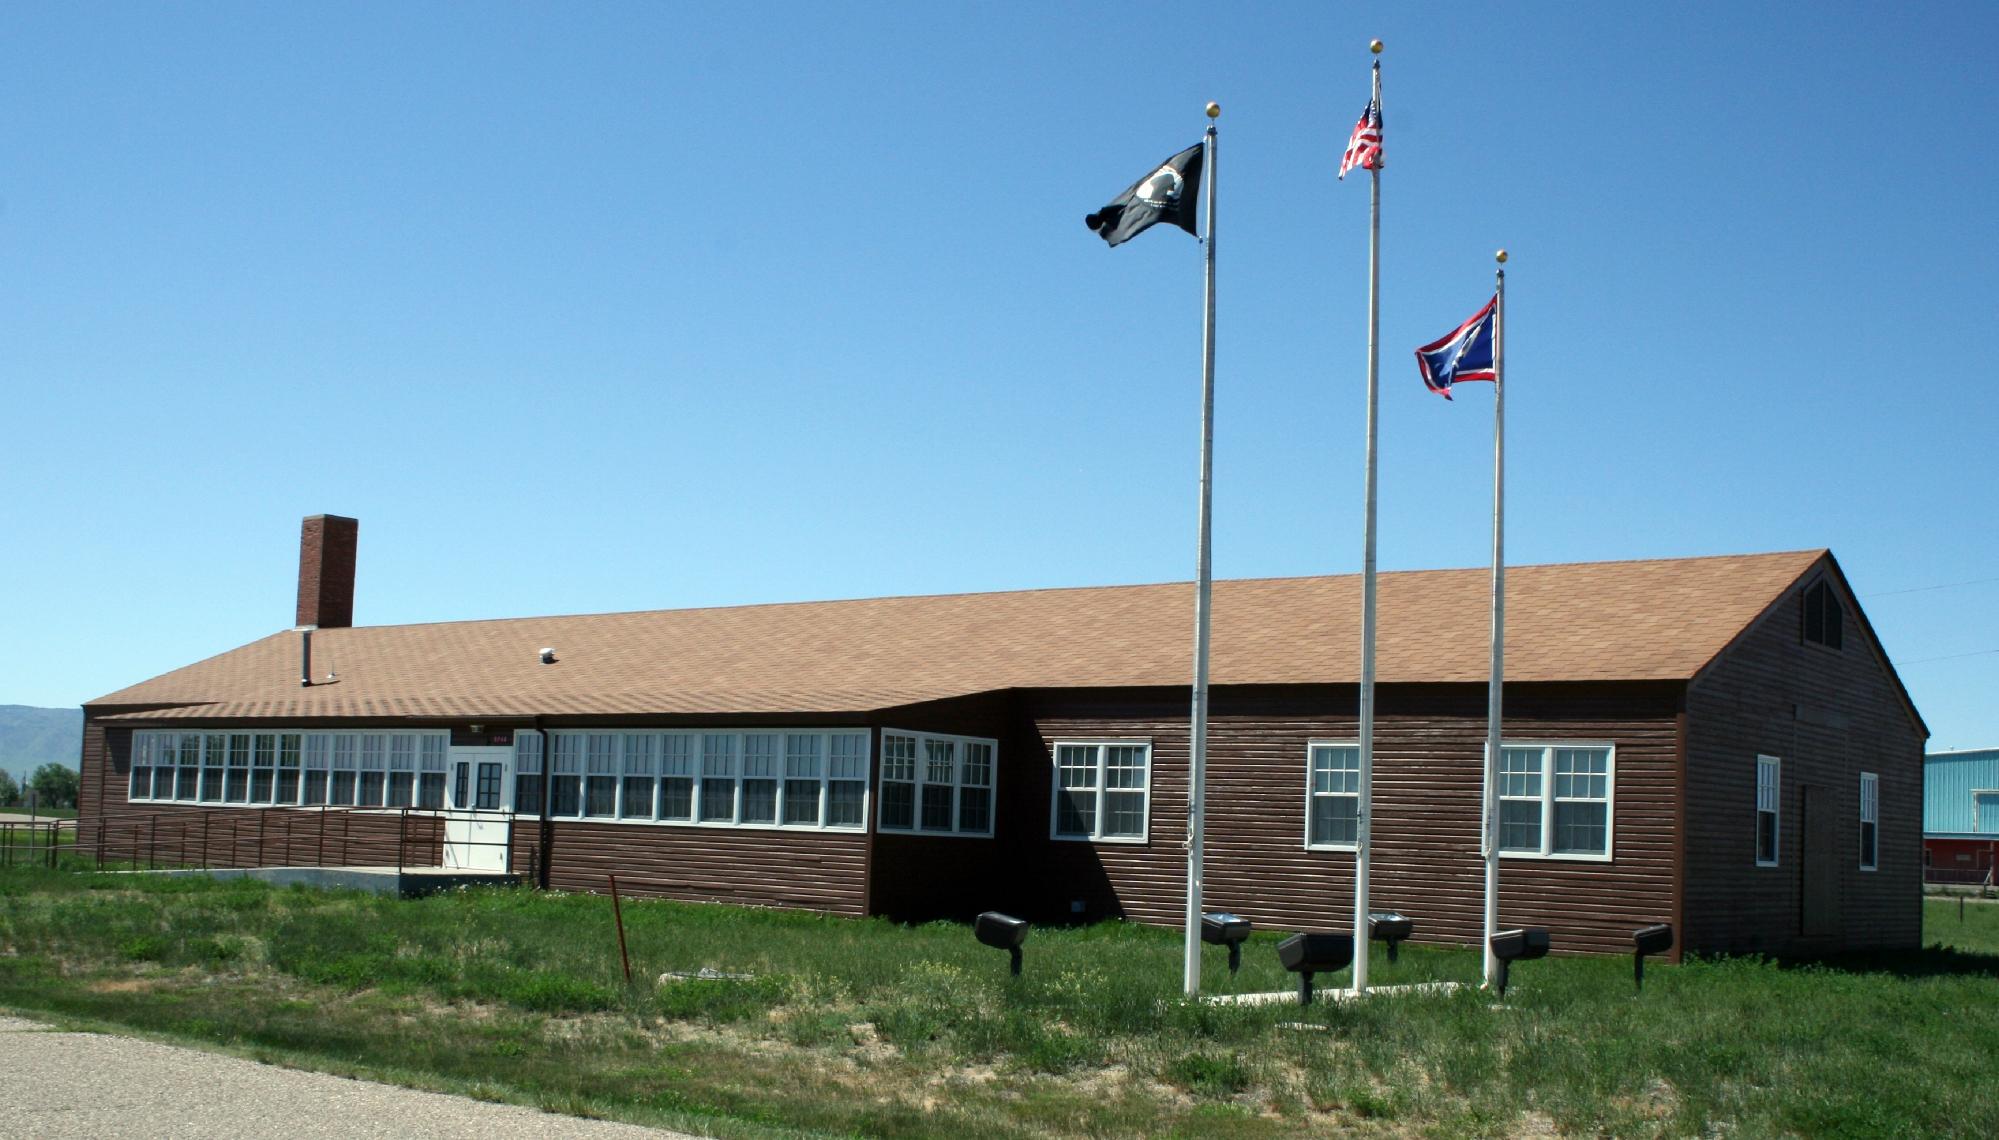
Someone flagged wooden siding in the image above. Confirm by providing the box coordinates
[994,683,1683,957]
[83,718,422,867]
[530,820,870,915]
[866,693,1012,918]
[79,713,873,916]
[1683,562,1926,955]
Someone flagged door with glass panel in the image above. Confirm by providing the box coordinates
[444,746,513,871]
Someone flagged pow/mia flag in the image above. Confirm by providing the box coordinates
[1084,142,1204,248]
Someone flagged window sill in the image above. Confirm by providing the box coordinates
[1754,859,1780,868]
[876,827,996,840]
[1304,842,1358,853]
[1051,833,1149,845]
[1499,850,1613,864]
[552,815,870,834]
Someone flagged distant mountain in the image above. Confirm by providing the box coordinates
[0,705,83,781]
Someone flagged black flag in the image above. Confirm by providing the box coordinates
[1085,142,1204,248]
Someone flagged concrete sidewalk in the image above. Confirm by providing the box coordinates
[0,1016,696,1138]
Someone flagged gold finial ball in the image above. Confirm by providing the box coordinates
[1205,101,1221,119]
[1495,249,1509,264]
[1370,39,1384,54]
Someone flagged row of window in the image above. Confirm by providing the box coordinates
[125,731,1881,869]
[128,731,451,809]
[514,731,873,831]
[1305,743,1615,859]
[1756,756,1879,871]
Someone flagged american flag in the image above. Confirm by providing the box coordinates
[1338,98,1382,180]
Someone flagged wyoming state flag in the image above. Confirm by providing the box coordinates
[1415,296,1497,400]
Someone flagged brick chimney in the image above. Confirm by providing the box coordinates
[296,514,359,629]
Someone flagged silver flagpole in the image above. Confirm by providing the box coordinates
[1183,102,1220,998]
[1352,50,1382,996]
[1482,252,1508,989]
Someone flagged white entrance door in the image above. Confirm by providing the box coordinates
[444,746,513,871]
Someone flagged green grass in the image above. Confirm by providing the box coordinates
[1,870,1995,1138]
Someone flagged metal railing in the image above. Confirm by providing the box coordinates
[1924,866,1995,888]
[0,819,77,869]
[17,806,522,877]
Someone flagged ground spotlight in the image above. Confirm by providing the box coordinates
[1276,932,1354,1007]
[1201,912,1253,976]
[975,911,1029,977]
[1368,911,1414,963]
[1488,927,1551,998]
[1632,923,1673,992]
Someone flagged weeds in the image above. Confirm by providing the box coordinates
[2,868,1996,1138]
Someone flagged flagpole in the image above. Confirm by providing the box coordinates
[1183,102,1220,998]
[1482,251,1508,990]
[1352,48,1382,996]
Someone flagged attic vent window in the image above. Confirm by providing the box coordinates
[1802,581,1843,649]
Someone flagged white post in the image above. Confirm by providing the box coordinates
[1482,258,1507,989]
[1183,112,1219,998]
[1352,56,1382,996]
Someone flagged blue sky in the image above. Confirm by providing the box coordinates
[3,3,1995,748]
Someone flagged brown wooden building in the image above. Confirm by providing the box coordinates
[78,515,1927,958]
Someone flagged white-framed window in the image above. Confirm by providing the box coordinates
[659,734,694,821]
[1496,743,1614,861]
[301,734,329,805]
[224,733,252,803]
[700,734,738,822]
[126,729,447,811]
[877,729,997,837]
[827,733,869,828]
[549,734,584,816]
[358,735,387,807]
[740,733,781,824]
[620,734,656,820]
[1859,771,1878,871]
[1756,755,1781,867]
[331,734,359,805]
[1051,741,1151,843]
[1305,742,1361,850]
[125,727,867,832]
[418,736,447,809]
[525,729,870,831]
[385,734,416,808]
[783,734,822,826]
[514,732,544,815]
[277,733,303,805]
[879,732,918,830]
[251,734,278,804]
[583,734,618,819]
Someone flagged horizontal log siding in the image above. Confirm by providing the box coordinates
[535,821,870,915]
[1683,570,1924,955]
[80,713,872,914]
[866,693,1012,919]
[1008,684,1682,956]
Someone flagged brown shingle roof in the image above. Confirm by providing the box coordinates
[88,549,1827,721]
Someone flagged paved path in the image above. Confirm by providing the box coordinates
[0,1015,696,1139]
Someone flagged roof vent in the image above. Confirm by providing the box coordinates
[539,647,558,665]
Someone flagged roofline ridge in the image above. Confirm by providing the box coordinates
[265,548,1835,636]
